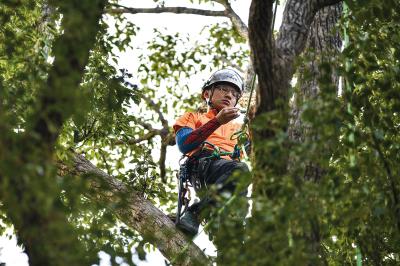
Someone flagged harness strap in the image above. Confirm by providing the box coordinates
[175,156,192,225]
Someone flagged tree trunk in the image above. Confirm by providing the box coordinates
[245,0,342,264]
[63,153,211,266]
[0,1,107,265]
[288,2,342,260]
[288,4,342,181]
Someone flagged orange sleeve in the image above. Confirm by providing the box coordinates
[173,112,197,133]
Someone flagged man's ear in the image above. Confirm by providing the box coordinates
[202,89,210,100]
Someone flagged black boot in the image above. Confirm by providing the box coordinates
[177,210,200,237]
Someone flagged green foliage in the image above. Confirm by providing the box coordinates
[0,0,250,264]
[232,2,400,265]
[0,0,51,128]
[9,0,399,265]
[331,1,400,263]
[1,0,110,264]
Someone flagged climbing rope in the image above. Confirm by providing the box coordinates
[230,73,257,159]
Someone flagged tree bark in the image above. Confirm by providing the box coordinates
[246,0,342,264]
[287,4,341,262]
[64,153,211,266]
[288,3,342,180]
[249,0,343,189]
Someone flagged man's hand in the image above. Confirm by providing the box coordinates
[216,107,240,124]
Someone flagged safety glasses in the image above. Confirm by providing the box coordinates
[213,84,241,99]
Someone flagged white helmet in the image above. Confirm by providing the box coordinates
[202,68,244,94]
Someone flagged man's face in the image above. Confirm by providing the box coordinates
[204,83,241,111]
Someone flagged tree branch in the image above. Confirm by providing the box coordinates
[115,111,176,183]
[113,131,159,145]
[248,0,276,114]
[159,142,168,183]
[213,0,249,39]
[64,153,211,266]
[131,117,154,131]
[371,133,400,231]
[141,95,169,129]
[107,2,249,40]
[108,4,225,17]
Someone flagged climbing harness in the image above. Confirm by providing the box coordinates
[200,141,240,160]
[174,145,230,226]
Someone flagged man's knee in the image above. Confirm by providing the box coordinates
[233,161,249,173]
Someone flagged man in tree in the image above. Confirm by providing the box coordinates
[173,68,250,238]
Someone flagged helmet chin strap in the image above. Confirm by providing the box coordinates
[206,88,216,109]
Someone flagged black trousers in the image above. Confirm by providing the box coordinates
[187,151,250,262]
[187,151,250,218]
